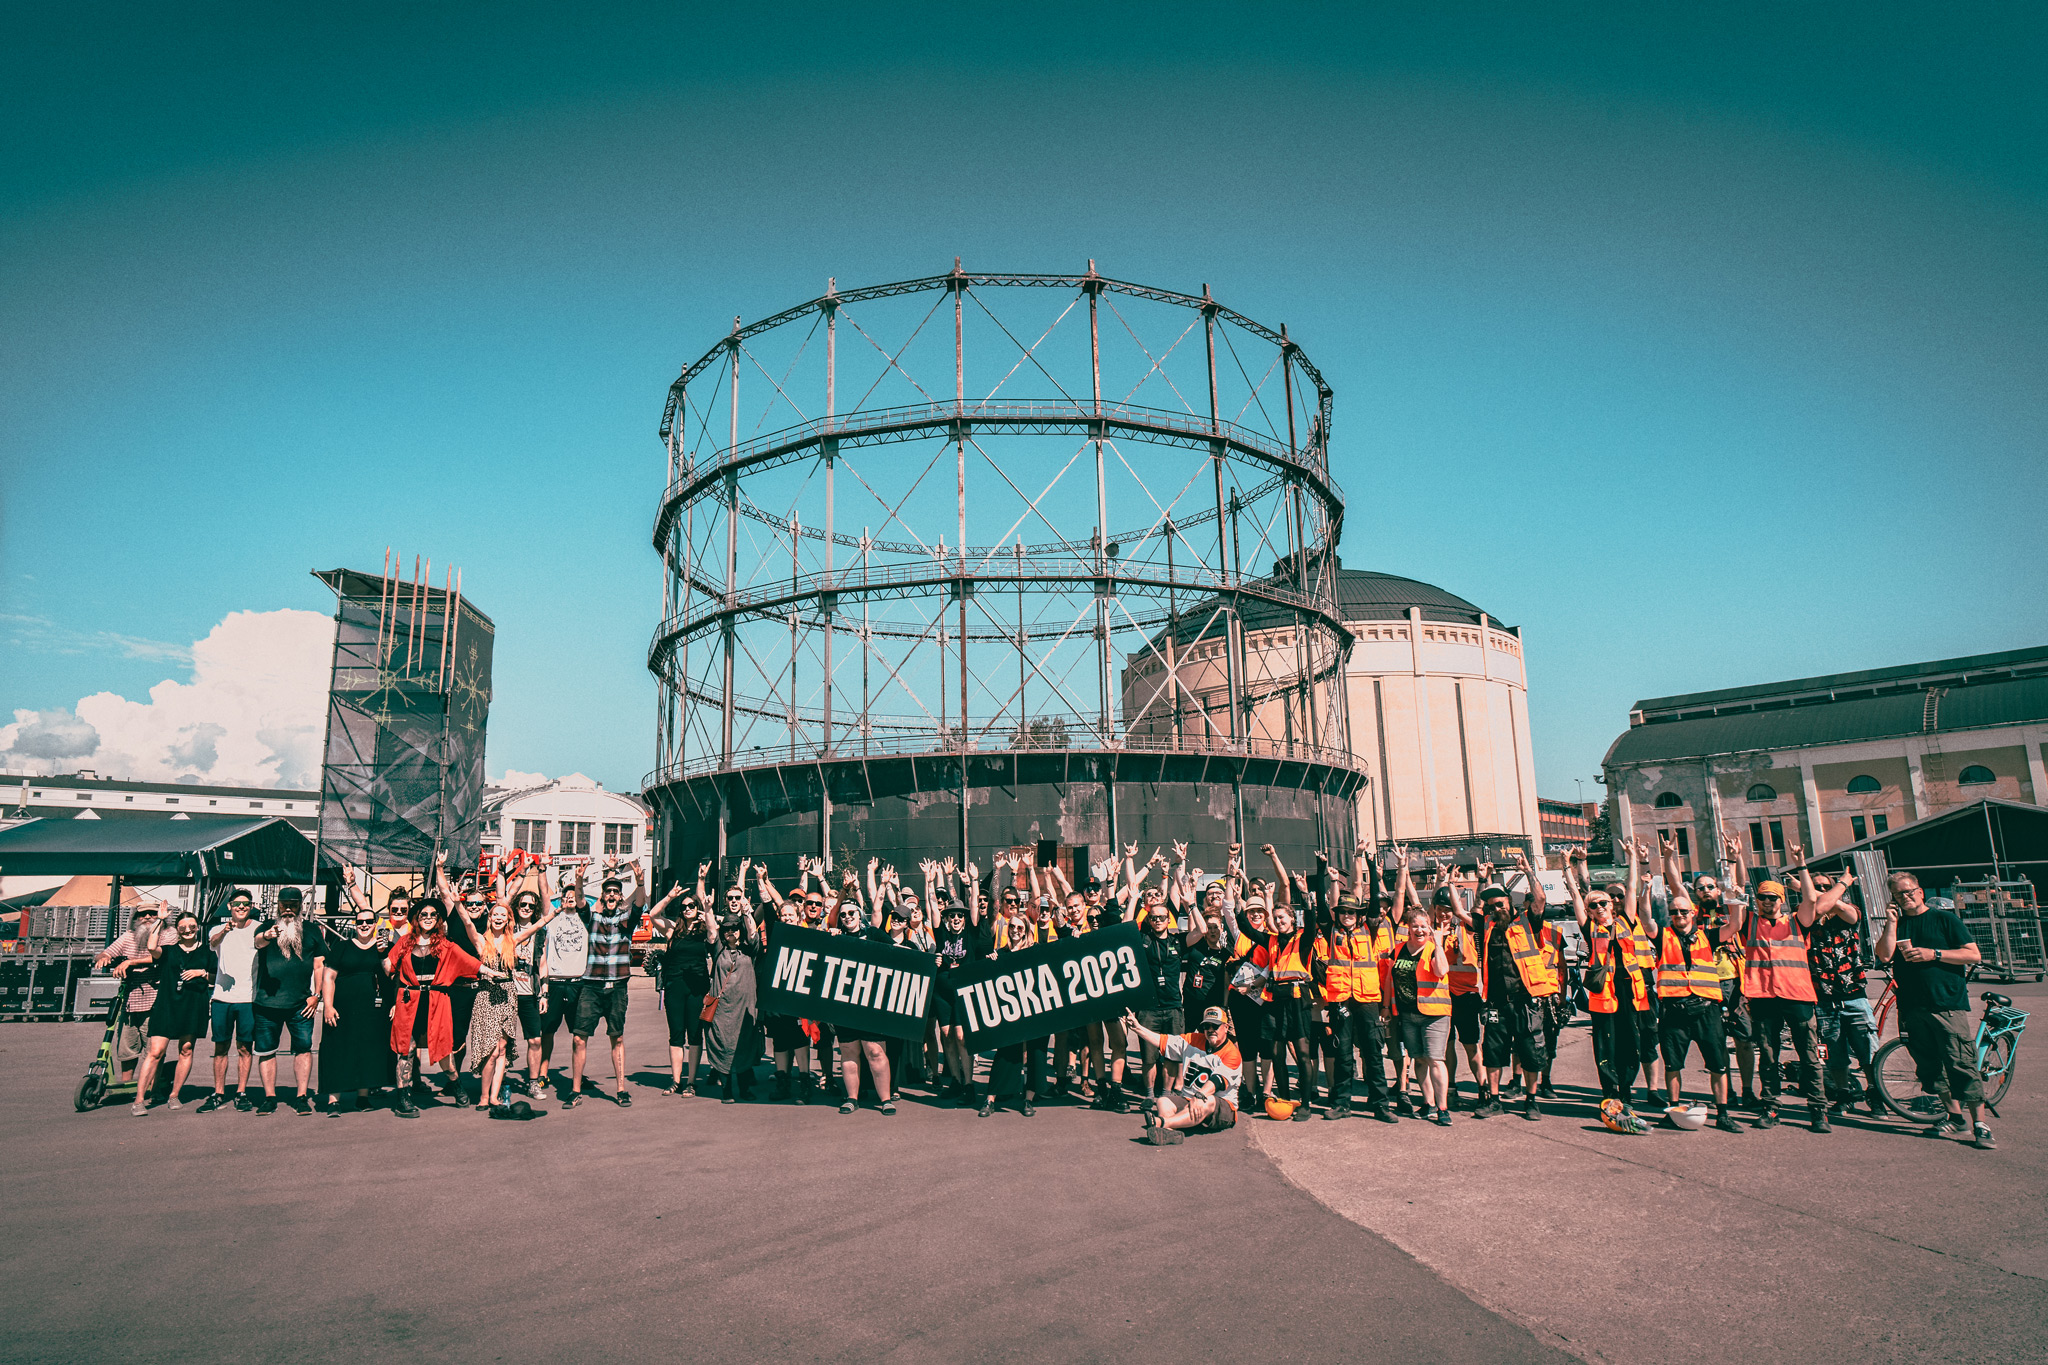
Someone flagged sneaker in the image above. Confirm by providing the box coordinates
[562,1094,581,1110]
[1434,1108,1453,1128]
[1756,1109,1780,1130]
[1810,1112,1831,1134]
[166,1098,183,1111]
[978,1097,995,1118]
[1972,1123,1996,1151]
[1290,1106,1310,1122]
[256,1095,277,1115]
[1715,1113,1744,1134]
[1538,1082,1557,1099]
[1323,1105,1348,1121]
[129,1101,148,1116]
[881,1100,898,1116]
[198,1093,229,1113]
[1927,1116,1964,1139]
[1739,1091,1761,1113]
[839,1100,857,1115]
[290,1096,312,1116]
[1143,1125,1185,1145]
[1472,1096,1503,1119]
[1020,1102,1036,1117]
[1395,1097,1417,1117]
[234,1092,255,1112]
[1522,1097,1542,1122]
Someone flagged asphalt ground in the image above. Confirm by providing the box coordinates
[1255,977,2048,1365]
[1,980,1566,1365]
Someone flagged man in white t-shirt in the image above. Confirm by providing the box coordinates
[537,875,591,1098]
[201,889,260,1113]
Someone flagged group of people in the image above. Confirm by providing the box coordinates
[93,831,1996,1151]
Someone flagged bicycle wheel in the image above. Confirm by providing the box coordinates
[1873,1037,1944,1121]
[1980,1034,2016,1109]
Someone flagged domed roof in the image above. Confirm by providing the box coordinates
[1334,570,1502,628]
[1139,564,1507,651]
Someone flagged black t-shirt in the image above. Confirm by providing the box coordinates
[1893,909,1973,1014]
[1483,919,1525,1003]
[934,922,992,974]
[1391,945,1422,1014]
[252,920,329,1010]
[1133,929,1185,1010]
[661,933,717,993]
[155,943,217,997]
[1183,944,1232,1013]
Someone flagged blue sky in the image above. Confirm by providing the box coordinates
[3,2,2043,801]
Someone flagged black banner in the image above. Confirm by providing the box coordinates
[948,921,1149,1050]
[757,924,936,1042]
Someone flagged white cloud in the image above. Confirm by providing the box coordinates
[0,608,331,788]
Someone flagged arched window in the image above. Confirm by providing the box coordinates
[1845,775,1882,794]
[1654,792,1683,808]
[1746,783,1777,802]
[1959,765,1996,786]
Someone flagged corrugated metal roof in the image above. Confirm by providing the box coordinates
[1606,674,2048,766]
[1634,643,2048,716]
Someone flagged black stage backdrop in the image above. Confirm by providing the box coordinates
[757,924,935,1042]
[947,922,1149,1051]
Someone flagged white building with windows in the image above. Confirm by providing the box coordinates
[480,773,652,895]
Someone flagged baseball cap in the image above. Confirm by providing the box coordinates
[1478,884,1511,902]
[1200,1006,1227,1028]
[277,887,302,905]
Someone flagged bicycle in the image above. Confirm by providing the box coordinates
[1872,991,2028,1121]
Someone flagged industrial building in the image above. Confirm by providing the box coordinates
[1602,644,2048,877]
[1123,567,1543,860]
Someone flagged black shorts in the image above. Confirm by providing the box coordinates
[1660,999,1730,1072]
[516,993,542,1040]
[765,1012,808,1051]
[1134,1007,1183,1039]
[544,980,584,1039]
[572,979,630,1039]
[1450,993,1482,1046]
[931,984,963,1028]
[1265,995,1313,1043]
[666,990,706,1047]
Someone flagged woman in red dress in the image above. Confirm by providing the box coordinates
[384,898,480,1117]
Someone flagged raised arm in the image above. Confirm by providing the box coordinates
[1262,844,1291,911]
[1562,849,1590,930]
[1618,837,1641,927]
[1785,843,1820,927]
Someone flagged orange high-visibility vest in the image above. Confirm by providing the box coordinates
[1383,942,1452,1016]
[1657,926,1723,1000]
[1585,916,1657,1013]
[1446,926,1481,996]
[1742,915,1818,1003]
[1317,925,1392,1003]
[1480,920,1561,999]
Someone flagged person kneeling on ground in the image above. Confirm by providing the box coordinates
[1122,1006,1243,1146]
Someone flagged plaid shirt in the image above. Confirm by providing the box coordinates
[98,927,165,1015]
[580,902,645,982]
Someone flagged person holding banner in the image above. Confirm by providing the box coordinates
[980,903,1047,1117]
[929,873,990,1105]
[1124,1006,1242,1146]
[830,899,898,1116]
[704,906,763,1103]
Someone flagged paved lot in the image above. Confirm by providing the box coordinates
[1,981,1561,1365]
[3,979,2039,1365]
[1256,978,2048,1365]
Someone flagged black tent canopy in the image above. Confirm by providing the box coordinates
[0,815,341,886]
[1802,798,2048,896]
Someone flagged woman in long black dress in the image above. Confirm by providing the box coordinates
[131,912,215,1114]
[318,904,396,1112]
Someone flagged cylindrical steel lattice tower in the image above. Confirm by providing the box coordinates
[645,262,1366,887]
